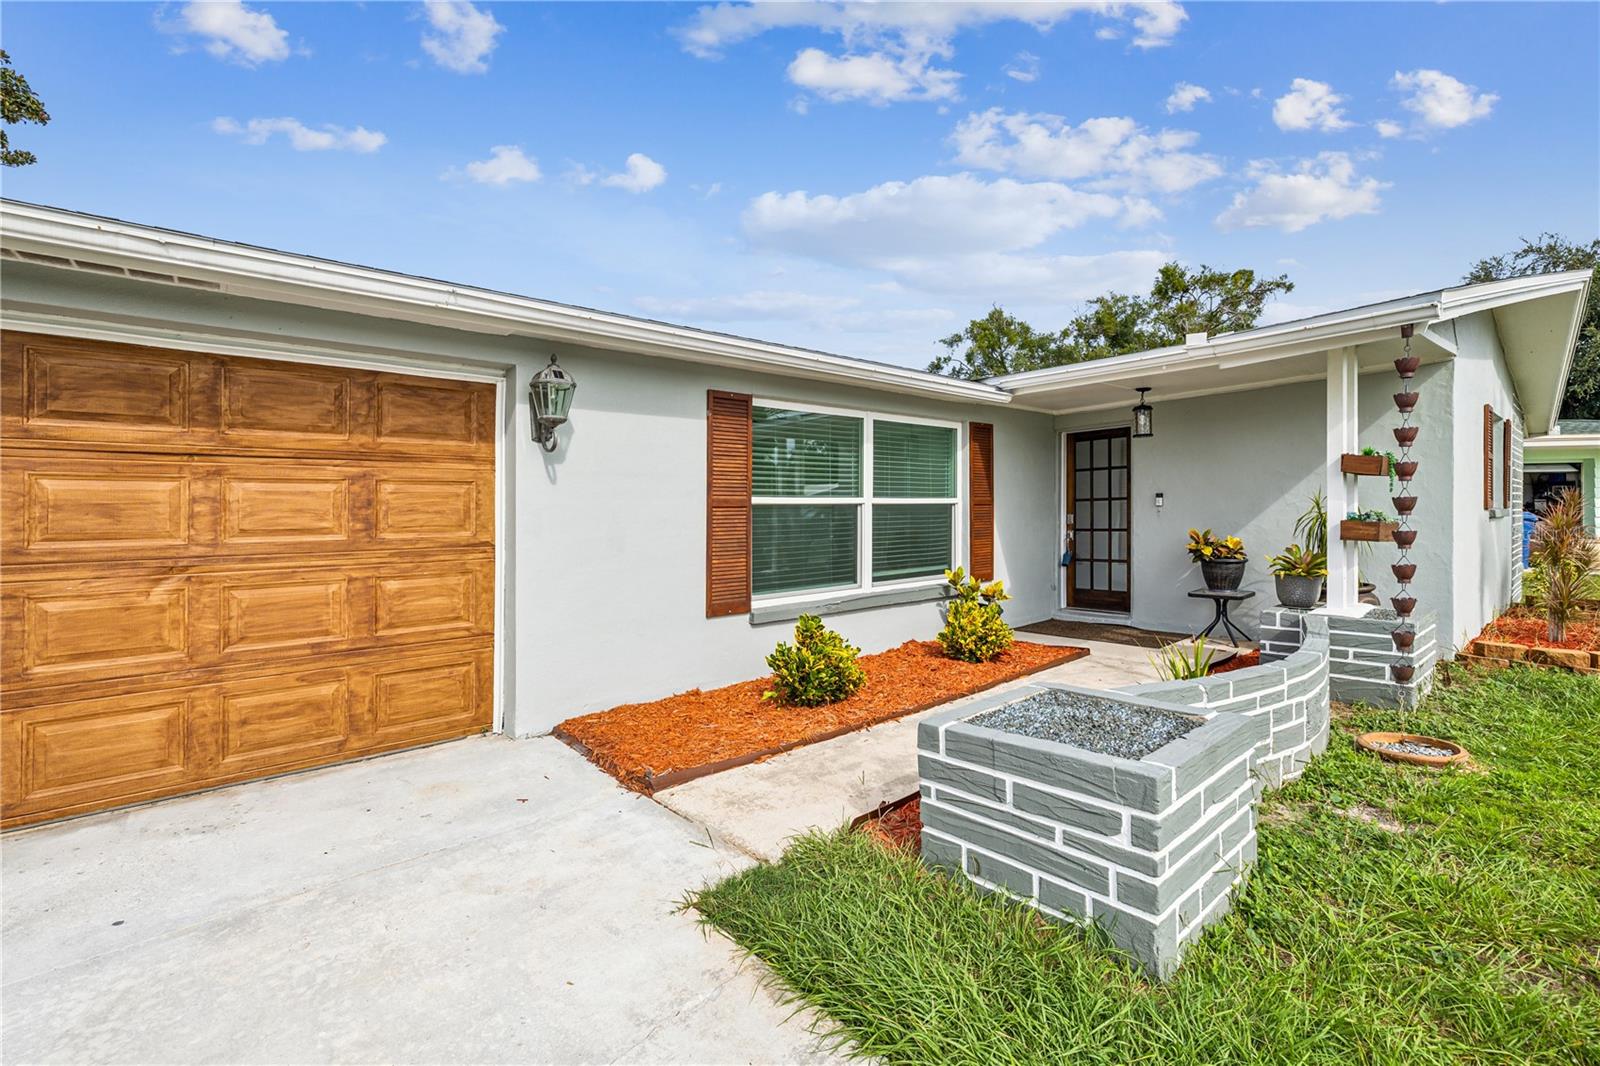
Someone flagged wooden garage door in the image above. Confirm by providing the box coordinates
[1,332,496,828]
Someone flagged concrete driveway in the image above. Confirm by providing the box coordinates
[0,736,841,1065]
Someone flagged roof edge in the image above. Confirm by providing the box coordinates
[0,200,1011,407]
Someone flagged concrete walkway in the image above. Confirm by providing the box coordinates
[656,634,1162,862]
[0,736,842,1065]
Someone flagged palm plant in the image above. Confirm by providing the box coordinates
[1151,637,1217,681]
[1528,488,1600,642]
[1293,491,1328,555]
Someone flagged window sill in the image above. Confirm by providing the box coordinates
[1488,508,1511,519]
[749,583,953,626]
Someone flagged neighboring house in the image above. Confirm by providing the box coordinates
[1523,419,1600,543]
[0,201,1589,827]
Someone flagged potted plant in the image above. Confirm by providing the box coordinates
[1269,544,1327,608]
[1340,509,1397,542]
[1187,528,1247,591]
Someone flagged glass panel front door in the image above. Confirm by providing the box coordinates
[1065,429,1131,611]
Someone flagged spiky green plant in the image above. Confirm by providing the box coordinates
[1528,488,1600,642]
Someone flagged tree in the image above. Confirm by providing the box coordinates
[926,307,1076,380]
[1466,233,1600,420]
[928,262,1293,380]
[1,50,50,167]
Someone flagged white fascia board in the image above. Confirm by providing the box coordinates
[0,201,1011,407]
[1525,434,1600,449]
[1433,268,1593,321]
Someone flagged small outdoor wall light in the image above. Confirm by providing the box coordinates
[1131,387,1154,438]
[530,354,577,452]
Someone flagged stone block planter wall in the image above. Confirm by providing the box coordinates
[1260,606,1437,708]
[1119,617,1330,790]
[918,685,1264,980]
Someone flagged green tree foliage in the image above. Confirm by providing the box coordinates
[928,262,1293,380]
[1466,233,1600,420]
[0,50,50,168]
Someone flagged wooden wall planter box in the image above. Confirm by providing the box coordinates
[1339,453,1391,477]
[1340,519,1398,542]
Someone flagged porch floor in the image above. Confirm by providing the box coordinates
[652,633,1162,862]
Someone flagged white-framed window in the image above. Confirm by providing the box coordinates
[750,400,961,603]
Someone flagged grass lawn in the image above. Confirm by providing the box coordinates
[693,665,1600,1065]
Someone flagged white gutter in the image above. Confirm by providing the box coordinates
[0,200,1011,407]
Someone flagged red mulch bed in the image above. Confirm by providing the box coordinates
[1479,613,1600,651]
[1209,649,1261,675]
[554,640,1086,793]
[863,795,922,851]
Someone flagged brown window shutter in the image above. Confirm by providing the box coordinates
[706,390,753,617]
[969,422,995,581]
[1503,417,1512,509]
[1483,404,1494,510]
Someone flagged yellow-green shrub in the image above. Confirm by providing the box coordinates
[764,614,867,706]
[937,568,1014,663]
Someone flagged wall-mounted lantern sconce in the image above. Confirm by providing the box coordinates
[530,354,577,452]
[1132,386,1154,438]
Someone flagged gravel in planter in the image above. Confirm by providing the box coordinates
[968,690,1202,760]
[1377,739,1455,758]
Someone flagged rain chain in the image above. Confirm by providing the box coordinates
[1390,324,1420,682]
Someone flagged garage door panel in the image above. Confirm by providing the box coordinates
[3,333,495,828]
[221,576,349,654]
[5,691,198,811]
[5,333,493,459]
[217,672,351,774]
[10,583,192,682]
[3,452,490,566]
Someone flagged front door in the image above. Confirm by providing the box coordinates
[1064,429,1131,612]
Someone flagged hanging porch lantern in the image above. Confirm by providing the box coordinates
[529,354,577,452]
[1131,387,1154,438]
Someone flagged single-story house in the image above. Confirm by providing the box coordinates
[1,200,1589,827]
[1523,418,1600,538]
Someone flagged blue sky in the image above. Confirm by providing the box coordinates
[3,1,1596,367]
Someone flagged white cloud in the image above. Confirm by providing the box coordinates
[739,172,1167,301]
[744,173,1129,262]
[787,47,959,104]
[1164,81,1211,113]
[452,145,541,185]
[1004,51,1039,83]
[677,3,1186,106]
[950,108,1222,194]
[1216,152,1386,232]
[212,116,386,152]
[421,0,504,74]
[176,1,290,66]
[1374,119,1404,139]
[602,153,668,193]
[1272,78,1352,132]
[636,290,861,321]
[1392,69,1497,130]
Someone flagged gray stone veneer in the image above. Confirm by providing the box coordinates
[1119,614,1331,790]
[1260,605,1437,709]
[919,684,1263,980]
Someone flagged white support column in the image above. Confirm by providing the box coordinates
[1326,346,1360,611]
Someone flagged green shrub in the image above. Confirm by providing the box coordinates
[936,567,1014,663]
[764,614,866,706]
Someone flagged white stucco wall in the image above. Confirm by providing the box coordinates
[2,264,1059,737]
[1448,310,1524,649]
[1054,359,1458,642]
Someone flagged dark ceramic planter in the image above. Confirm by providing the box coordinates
[1391,663,1416,683]
[1393,391,1419,414]
[1274,573,1324,609]
[1395,460,1418,481]
[1392,562,1417,582]
[1391,595,1417,617]
[1391,627,1416,651]
[1394,355,1420,379]
[1200,557,1246,592]
[1394,425,1419,447]
[1393,528,1418,548]
[1393,495,1417,515]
